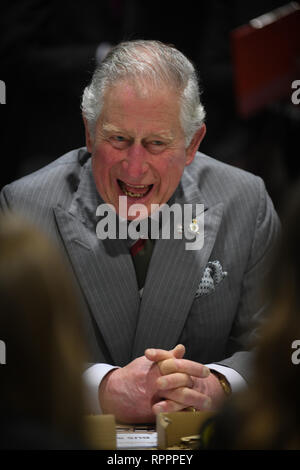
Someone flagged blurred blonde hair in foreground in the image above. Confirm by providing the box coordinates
[0,213,89,448]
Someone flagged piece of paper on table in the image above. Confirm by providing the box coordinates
[116,432,158,449]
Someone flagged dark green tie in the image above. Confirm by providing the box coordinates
[130,238,154,292]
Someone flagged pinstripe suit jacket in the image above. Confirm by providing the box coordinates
[0,148,280,380]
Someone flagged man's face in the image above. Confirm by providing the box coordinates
[85,81,205,220]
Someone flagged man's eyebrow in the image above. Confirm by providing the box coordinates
[101,123,174,141]
[146,132,174,141]
[101,123,125,134]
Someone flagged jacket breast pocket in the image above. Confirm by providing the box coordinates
[178,278,237,363]
[194,260,228,298]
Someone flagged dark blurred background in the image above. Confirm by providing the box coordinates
[0,0,299,212]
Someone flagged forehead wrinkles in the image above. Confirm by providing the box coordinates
[102,79,181,116]
[99,82,182,139]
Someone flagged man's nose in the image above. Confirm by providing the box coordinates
[121,144,149,178]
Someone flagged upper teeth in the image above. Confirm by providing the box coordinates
[125,183,148,188]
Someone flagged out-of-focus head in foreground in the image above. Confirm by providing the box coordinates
[0,214,88,449]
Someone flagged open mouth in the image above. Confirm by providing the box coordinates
[117,179,154,199]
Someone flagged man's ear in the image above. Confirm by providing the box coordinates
[185,124,206,166]
[82,115,94,153]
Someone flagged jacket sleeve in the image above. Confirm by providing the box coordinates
[0,186,11,211]
[216,177,281,381]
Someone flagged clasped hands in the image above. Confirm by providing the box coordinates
[99,344,225,423]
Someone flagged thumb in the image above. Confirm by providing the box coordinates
[172,344,185,359]
[145,344,185,362]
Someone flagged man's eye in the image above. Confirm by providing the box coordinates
[147,140,166,154]
[151,140,164,146]
[110,135,129,148]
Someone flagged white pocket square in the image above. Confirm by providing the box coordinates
[195,260,228,298]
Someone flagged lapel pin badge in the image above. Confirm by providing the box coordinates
[176,209,205,250]
[177,218,201,236]
[189,218,200,235]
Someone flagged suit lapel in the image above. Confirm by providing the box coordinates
[53,158,140,366]
[131,179,224,359]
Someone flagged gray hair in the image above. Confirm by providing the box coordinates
[81,40,205,146]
